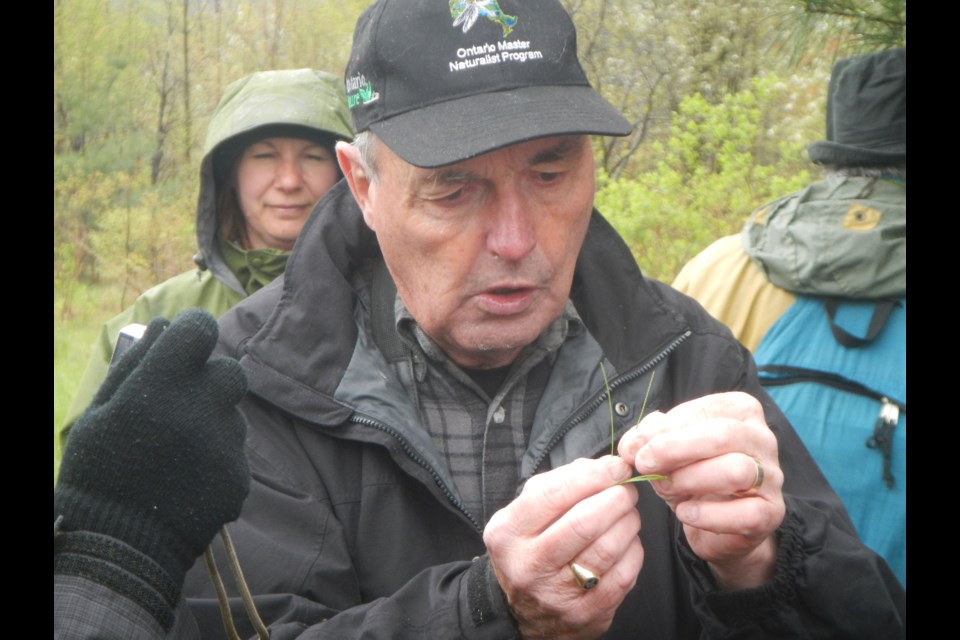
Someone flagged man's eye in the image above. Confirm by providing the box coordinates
[538,172,562,183]
[440,188,465,202]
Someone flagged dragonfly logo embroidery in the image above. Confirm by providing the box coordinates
[449,0,517,37]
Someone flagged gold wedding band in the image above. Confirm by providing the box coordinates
[734,456,764,497]
[570,562,600,590]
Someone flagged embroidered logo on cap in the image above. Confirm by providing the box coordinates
[346,74,379,110]
[450,0,517,36]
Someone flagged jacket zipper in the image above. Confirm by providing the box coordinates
[350,414,483,532]
[530,330,692,476]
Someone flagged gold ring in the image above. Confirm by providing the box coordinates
[569,562,600,590]
[734,457,764,496]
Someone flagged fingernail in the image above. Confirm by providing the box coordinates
[677,503,699,524]
[604,456,631,482]
[637,448,656,472]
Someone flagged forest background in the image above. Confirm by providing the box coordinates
[53,0,906,470]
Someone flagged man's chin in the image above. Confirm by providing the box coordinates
[445,328,540,370]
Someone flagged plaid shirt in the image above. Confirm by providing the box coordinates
[395,297,584,526]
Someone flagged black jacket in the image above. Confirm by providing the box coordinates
[181,180,905,639]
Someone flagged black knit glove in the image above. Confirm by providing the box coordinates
[55,308,250,590]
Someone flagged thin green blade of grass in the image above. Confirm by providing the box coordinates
[636,370,655,430]
[619,473,668,485]
[613,369,669,485]
[599,363,669,485]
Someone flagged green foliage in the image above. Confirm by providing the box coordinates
[802,0,906,49]
[54,158,196,321]
[770,0,906,64]
[596,74,817,283]
[565,0,835,178]
[54,283,115,479]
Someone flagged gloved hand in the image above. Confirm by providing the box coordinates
[55,308,250,589]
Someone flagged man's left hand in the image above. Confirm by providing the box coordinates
[617,392,785,590]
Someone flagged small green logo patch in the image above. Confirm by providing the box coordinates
[346,75,379,110]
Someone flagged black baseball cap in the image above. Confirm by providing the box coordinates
[344,0,632,168]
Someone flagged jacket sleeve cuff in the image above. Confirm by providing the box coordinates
[462,554,522,639]
[55,528,182,632]
[678,510,805,635]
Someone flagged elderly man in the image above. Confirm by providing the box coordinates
[55,0,905,638]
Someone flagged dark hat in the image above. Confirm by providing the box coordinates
[807,48,906,166]
[344,0,631,168]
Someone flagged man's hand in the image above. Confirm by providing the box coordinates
[617,392,785,590]
[483,456,643,639]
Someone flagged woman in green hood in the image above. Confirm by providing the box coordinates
[57,69,353,466]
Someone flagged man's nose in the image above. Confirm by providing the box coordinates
[487,190,537,262]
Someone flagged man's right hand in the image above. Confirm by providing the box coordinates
[483,456,643,639]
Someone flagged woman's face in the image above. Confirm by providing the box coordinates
[235,137,339,251]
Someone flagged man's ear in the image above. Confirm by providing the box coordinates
[336,141,377,232]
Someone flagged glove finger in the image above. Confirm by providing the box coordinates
[194,359,248,458]
[141,308,220,379]
[203,357,249,408]
[90,316,170,408]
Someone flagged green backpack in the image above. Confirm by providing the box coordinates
[743,175,905,299]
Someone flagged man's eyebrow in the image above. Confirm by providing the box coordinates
[529,136,584,165]
[420,168,479,187]
[415,137,584,188]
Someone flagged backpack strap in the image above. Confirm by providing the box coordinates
[758,364,906,413]
[758,363,905,489]
[824,299,899,349]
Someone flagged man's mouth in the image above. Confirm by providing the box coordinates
[476,286,537,314]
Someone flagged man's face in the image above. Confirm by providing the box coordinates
[343,135,595,369]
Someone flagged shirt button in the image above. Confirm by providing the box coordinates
[493,406,506,424]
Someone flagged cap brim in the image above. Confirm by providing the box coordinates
[369,85,632,168]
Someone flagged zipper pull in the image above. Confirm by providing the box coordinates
[865,397,898,489]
